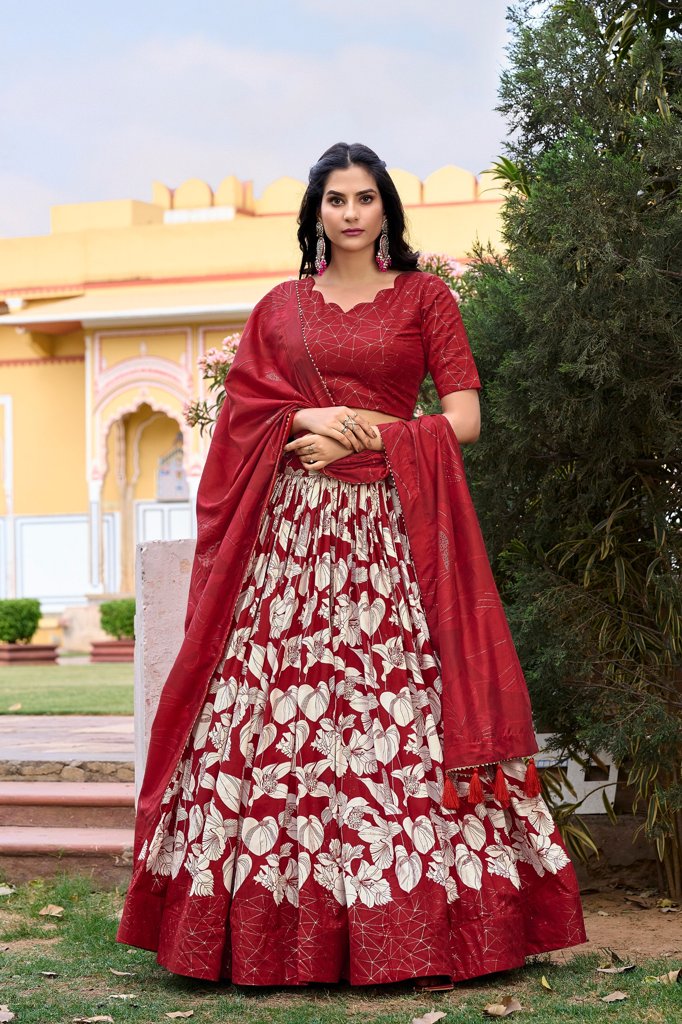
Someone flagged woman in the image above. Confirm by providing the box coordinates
[118,142,586,987]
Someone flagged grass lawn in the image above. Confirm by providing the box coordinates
[0,663,133,715]
[0,876,680,1024]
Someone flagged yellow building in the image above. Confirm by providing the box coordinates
[0,165,505,640]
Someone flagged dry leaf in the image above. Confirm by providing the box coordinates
[165,1014,194,1021]
[645,968,681,984]
[602,991,629,1002]
[109,968,135,976]
[72,1017,114,1023]
[108,994,136,1000]
[657,898,678,908]
[484,996,522,1017]
[0,886,15,897]
[597,964,636,974]
[411,1013,446,1024]
[541,974,553,990]
[624,895,651,909]
[660,906,680,913]
[39,904,64,918]
[40,970,58,978]
[7,703,21,711]
[0,1006,15,1023]
[596,910,610,917]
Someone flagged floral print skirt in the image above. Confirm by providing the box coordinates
[121,456,586,985]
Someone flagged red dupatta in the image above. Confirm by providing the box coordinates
[132,279,537,859]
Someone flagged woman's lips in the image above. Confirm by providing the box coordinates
[342,229,364,235]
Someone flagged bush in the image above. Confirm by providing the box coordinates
[99,599,135,640]
[0,599,42,644]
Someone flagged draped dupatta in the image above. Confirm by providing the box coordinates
[132,280,537,859]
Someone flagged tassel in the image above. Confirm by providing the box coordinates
[442,774,460,810]
[467,768,484,805]
[493,764,511,808]
[524,757,542,798]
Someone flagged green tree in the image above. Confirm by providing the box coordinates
[459,0,682,894]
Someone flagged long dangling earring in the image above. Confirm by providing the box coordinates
[376,215,391,272]
[315,219,328,275]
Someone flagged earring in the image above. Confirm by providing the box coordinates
[315,219,328,275]
[376,216,391,272]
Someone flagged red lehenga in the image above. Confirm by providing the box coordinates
[117,271,586,985]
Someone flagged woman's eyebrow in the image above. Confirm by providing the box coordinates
[325,188,378,197]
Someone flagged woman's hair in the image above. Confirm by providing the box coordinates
[297,142,421,278]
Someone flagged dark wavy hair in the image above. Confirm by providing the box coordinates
[297,142,421,278]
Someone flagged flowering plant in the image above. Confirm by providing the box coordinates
[417,252,463,298]
[184,332,241,435]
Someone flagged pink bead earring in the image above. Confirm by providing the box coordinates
[376,216,391,272]
[315,219,328,275]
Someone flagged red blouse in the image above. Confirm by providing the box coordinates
[299,271,481,419]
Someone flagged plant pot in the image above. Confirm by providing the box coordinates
[90,638,135,663]
[0,642,59,665]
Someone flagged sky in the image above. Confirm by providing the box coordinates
[1,0,515,238]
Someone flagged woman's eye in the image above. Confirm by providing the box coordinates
[361,195,373,203]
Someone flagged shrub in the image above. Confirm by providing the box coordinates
[99,599,135,640]
[0,599,42,644]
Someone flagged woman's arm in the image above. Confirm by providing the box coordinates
[440,389,481,444]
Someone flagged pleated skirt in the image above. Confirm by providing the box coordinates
[121,456,586,984]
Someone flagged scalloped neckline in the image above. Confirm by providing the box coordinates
[308,270,414,314]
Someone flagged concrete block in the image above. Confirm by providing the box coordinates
[535,733,618,814]
[134,540,195,797]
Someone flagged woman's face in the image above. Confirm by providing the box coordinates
[318,164,385,260]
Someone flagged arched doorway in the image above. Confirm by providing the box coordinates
[102,404,193,593]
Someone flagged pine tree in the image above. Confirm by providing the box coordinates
[459,0,682,894]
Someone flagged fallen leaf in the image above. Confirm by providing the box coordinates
[0,886,15,897]
[660,906,680,913]
[40,970,58,978]
[0,1006,15,1023]
[541,974,553,990]
[597,964,636,974]
[624,895,651,909]
[596,910,610,917]
[7,703,21,711]
[109,968,136,976]
[39,904,64,918]
[72,1017,114,1023]
[484,996,522,1017]
[644,968,681,984]
[165,1015,194,1021]
[411,1012,446,1024]
[108,994,136,1000]
[657,898,678,908]
[602,991,629,1003]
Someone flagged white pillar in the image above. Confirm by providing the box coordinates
[0,396,15,598]
[88,478,104,593]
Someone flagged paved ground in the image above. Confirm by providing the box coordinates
[0,716,134,762]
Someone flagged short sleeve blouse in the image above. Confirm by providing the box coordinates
[421,273,481,398]
[294,271,481,418]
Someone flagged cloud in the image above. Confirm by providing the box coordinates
[1,16,511,236]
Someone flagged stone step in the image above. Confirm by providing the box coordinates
[0,825,134,886]
[0,781,136,828]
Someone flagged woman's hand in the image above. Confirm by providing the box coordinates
[284,424,385,472]
[284,432,354,471]
[291,406,378,453]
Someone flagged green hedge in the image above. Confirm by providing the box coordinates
[0,599,42,644]
[99,599,135,640]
